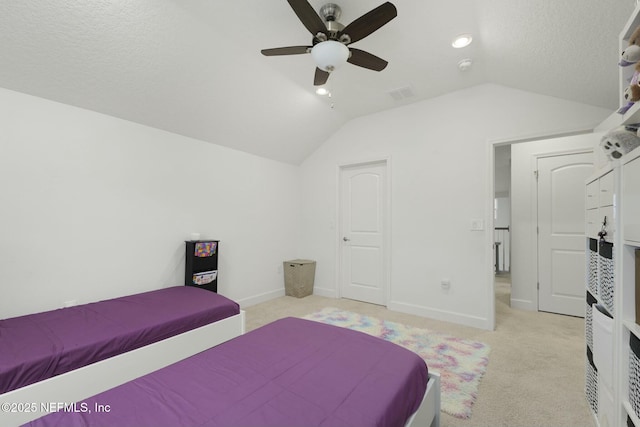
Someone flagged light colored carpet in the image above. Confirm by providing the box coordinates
[244,275,594,427]
[303,307,490,419]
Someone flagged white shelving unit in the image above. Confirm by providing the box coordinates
[620,5,640,427]
[620,149,640,427]
[583,151,640,427]
[584,5,640,427]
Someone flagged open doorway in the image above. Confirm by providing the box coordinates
[489,132,601,325]
[494,144,511,308]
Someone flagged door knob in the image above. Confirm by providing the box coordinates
[343,237,350,241]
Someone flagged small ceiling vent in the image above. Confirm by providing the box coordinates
[388,86,415,101]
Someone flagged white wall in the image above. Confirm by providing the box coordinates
[495,198,511,228]
[494,144,511,198]
[299,84,610,329]
[510,132,602,311]
[0,88,300,318]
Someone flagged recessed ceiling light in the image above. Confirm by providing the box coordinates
[452,34,473,48]
[316,87,330,96]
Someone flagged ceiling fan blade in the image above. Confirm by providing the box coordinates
[314,68,330,86]
[339,2,397,44]
[287,0,327,37]
[261,46,311,56]
[347,48,388,71]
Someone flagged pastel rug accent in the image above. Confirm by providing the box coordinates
[303,307,490,419]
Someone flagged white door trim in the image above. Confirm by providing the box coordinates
[485,142,497,331]
[335,157,392,305]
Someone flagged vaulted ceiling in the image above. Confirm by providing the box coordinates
[0,1,633,164]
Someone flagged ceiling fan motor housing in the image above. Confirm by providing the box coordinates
[320,3,341,22]
[319,3,345,39]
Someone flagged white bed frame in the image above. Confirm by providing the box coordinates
[405,372,441,427]
[1,310,245,427]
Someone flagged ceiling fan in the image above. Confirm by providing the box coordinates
[261,0,397,86]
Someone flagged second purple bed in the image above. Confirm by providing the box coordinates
[25,317,433,427]
[0,286,240,394]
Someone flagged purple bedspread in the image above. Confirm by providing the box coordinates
[0,286,239,394]
[25,317,428,427]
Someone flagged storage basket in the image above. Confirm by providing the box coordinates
[598,241,615,315]
[630,333,640,419]
[283,259,316,298]
[586,291,597,351]
[586,347,598,415]
[588,239,598,296]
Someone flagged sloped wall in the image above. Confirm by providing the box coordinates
[0,88,300,318]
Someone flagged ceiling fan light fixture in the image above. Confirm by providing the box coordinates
[452,34,473,48]
[311,40,349,72]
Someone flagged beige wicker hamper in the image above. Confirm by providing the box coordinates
[283,259,316,298]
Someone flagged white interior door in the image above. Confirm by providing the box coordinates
[537,152,593,316]
[339,161,388,305]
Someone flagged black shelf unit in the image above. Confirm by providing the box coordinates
[185,240,219,293]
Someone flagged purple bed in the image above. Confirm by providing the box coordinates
[0,286,239,394]
[25,317,429,427]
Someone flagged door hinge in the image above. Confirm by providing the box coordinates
[534,170,538,180]
[537,282,540,290]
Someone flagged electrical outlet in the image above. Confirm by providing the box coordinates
[441,279,451,289]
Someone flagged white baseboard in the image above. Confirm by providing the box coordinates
[237,288,284,308]
[312,287,338,298]
[388,300,491,330]
[236,286,337,308]
[510,298,535,311]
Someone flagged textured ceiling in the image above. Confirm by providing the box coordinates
[0,0,634,164]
